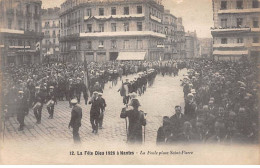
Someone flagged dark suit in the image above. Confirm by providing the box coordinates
[170,113,186,134]
[69,105,82,143]
[98,97,106,128]
[16,96,27,129]
[46,91,55,118]
[89,98,101,132]
[120,109,146,144]
[33,91,44,123]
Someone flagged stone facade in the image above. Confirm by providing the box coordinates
[211,0,260,61]
[0,0,43,66]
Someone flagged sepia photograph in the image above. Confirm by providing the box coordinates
[0,0,259,165]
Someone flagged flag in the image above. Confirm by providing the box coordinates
[84,58,90,95]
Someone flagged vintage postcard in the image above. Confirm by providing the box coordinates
[0,0,259,165]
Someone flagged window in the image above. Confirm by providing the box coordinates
[124,7,129,15]
[137,40,143,49]
[253,0,259,8]
[18,40,22,46]
[221,38,227,44]
[137,6,142,14]
[86,9,92,16]
[220,1,227,10]
[99,8,104,16]
[123,40,130,49]
[253,37,259,43]
[253,18,259,28]
[26,4,30,13]
[8,19,12,29]
[87,24,92,32]
[87,41,92,49]
[237,38,243,43]
[111,23,117,32]
[53,30,56,35]
[221,18,227,28]
[99,40,104,47]
[236,0,243,9]
[237,18,243,27]
[124,22,129,31]
[35,22,38,32]
[137,22,142,31]
[111,40,117,49]
[35,5,38,14]
[27,21,30,30]
[99,24,104,32]
[53,39,56,44]
[18,20,22,29]
[111,7,116,15]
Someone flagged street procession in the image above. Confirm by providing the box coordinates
[1,58,259,145]
[0,0,259,147]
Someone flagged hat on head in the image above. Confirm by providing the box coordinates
[18,90,24,94]
[49,86,54,89]
[191,89,196,94]
[98,92,103,96]
[71,99,78,104]
[93,91,98,94]
[187,93,194,97]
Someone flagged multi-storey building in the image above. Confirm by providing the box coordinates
[59,0,166,62]
[211,0,260,61]
[0,0,43,66]
[176,17,186,58]
[42,7,61,62]
[162,9,178,60]
[185,31,201,58]
[199,38,213,59]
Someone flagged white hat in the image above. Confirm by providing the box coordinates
[49,86,54,89]
[191,89,196,94]
[98,92,103,96]
[71,99,78,104]
[187,93,194,97]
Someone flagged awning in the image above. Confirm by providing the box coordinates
[117,52,146,61]
[213,50,248,56]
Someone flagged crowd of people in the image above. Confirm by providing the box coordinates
[1,60,183,138]
[157,58,259,144]
[2,57,258,145]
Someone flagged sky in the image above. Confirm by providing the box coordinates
[42,0,214,38]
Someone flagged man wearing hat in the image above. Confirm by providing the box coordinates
[68,99,82,143]
[120,98,146,144]
[46,86,56,119]
[16,91,27,131]
[98,93,106,129]
[89,91,101,133]
[184,93,197,120]
[33,86,44,124]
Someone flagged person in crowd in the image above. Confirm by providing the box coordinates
[68,99,82,143]
[120,97,146,144]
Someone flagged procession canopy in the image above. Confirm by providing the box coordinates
[117,52,146,61]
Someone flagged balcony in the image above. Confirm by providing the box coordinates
[211,27,251,35]
[213,43,245,48]
[218,8,260,14]
[252,43,260,47]
[251,28,260,32]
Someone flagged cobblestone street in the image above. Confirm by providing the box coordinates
[3,69,186,145]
